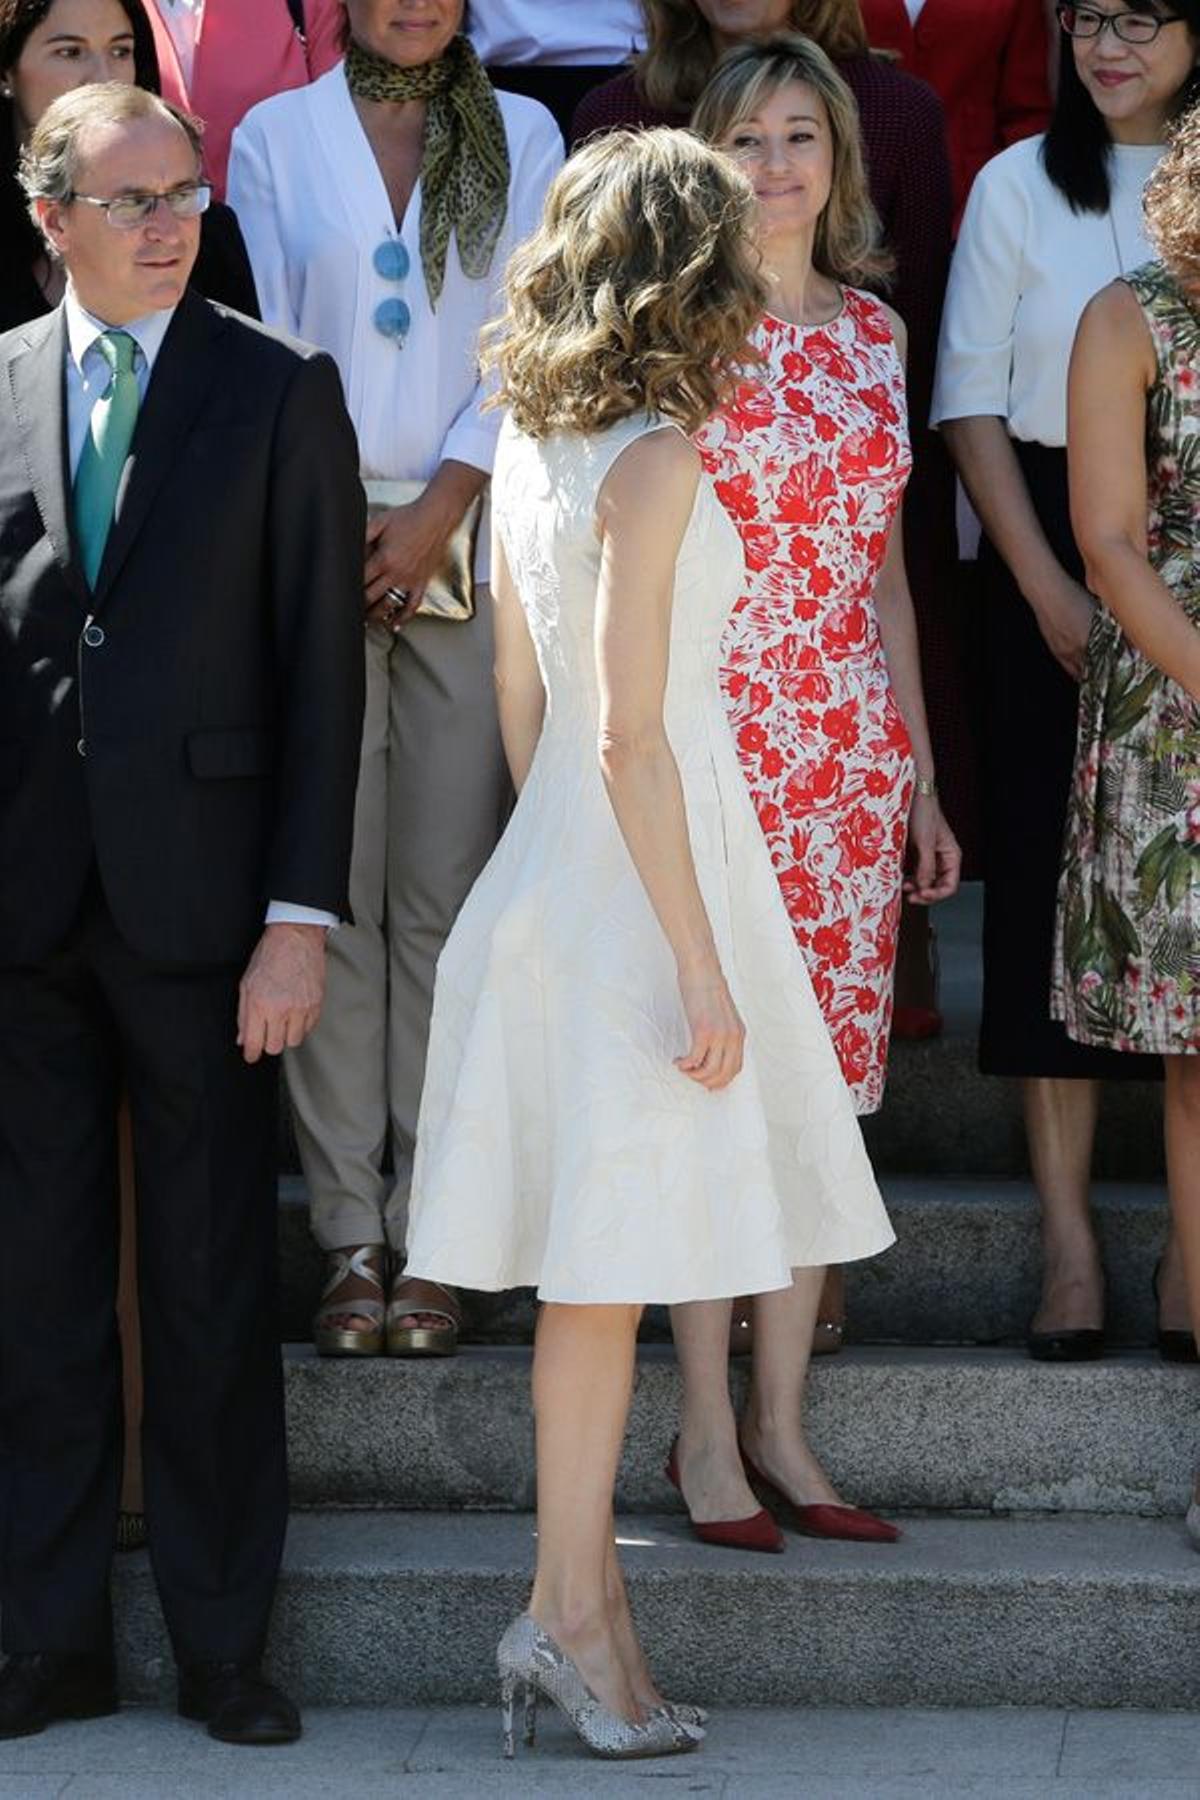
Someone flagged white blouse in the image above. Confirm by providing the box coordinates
[931,134,1162,447]
[467,2,643,65]
[227,65,563,565]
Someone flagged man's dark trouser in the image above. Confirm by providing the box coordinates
[0,881,286,1665]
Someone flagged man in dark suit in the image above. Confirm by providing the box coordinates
[0,82,364,1743]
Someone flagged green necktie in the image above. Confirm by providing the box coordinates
[73,329,140,589]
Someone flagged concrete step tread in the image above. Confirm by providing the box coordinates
[281,1341,1196,1518]
[268,1508,1200,1583]
[111,1512,1200,1706]
[275,1176,1175,1347]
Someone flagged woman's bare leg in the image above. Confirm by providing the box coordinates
[739,1266,841,1504]
[669,1298,759,1522]
[528,1302,645,1723]
[1024,1076,1103,1332]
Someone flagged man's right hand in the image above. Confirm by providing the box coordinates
[237,923,327,1064]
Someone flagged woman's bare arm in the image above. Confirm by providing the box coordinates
[941,413,1095,680]
[491,527,546,792]
[595,427,744,1091]
[1069,281,1200,702]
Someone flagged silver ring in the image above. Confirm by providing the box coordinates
[385,586,410,607]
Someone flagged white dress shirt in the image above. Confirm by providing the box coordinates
[932,134,1162,447]
[150,0,203,87]
[467,1,643,65]
[64,285,336,929]
[228,67,563,581]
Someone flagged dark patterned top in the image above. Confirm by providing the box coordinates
[1053,262,1200,1053]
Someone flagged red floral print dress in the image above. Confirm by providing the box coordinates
[696,290,915,1113]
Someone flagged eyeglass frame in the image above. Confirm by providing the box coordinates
[66,182,212,230]
[1056,4,1186,43]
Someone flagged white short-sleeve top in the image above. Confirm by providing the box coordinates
[467,2,643,65]
[931,134,1163,447]
[228,66,563,485]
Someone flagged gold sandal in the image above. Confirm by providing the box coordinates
[386,1274,462,1357]
[314,1244,386,1356]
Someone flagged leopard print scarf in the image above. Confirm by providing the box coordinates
[345,33,511,309]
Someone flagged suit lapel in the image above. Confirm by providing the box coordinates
[92,289,228,609]
[6,308,88,607]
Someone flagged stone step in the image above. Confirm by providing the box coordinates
[284,1344,1194,1518]
[113,1511,1200,1709]
[277,1176,1173,1348]
[275,1032,1166,1185]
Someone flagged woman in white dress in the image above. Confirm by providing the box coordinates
[405,128,893,1759]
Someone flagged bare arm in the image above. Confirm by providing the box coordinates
[595,428,744,1091]
[1069,282,1200,702]
[940,413,1095,680]
[491,526,545,792]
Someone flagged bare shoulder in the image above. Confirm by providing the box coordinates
[1075,280,1154,378]
[597,424,702,528]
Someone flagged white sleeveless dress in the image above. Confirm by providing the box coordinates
[405,415,893,1304]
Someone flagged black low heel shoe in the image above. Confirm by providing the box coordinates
[1153,1261,1198,1364]
[0,1652,117,1739]
[1027,1326,1105,1362]
[178,1662,300,1745]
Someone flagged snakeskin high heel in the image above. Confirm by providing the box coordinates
[496,1615,700,1760]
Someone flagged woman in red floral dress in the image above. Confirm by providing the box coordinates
[664,37,960,1550]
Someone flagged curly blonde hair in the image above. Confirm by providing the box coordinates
[692,35,892,290]
[1143,102,1200,291]
[637,0,868,113]
[483,128,767,439]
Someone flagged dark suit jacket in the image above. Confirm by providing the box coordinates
[0,288,366,968]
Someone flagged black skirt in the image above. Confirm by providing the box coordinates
[977,441,1161,1080]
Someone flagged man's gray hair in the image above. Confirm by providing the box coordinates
[19,82,203,225]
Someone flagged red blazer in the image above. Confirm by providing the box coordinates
[146,0,344,200]
[861,0,1051,228]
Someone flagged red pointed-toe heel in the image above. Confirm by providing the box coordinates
[664,1439,784,1553]
[740,1447,900,1543]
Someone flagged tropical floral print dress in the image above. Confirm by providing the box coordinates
[696,291,915,1114]
[1053,261,1200,1055]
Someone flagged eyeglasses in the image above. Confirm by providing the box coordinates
[373,236,411,345]
[68,182,212,229]
[1056,5,1185,42]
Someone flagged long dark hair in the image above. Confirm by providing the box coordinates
[1042,0,1200,212]
[0,0,160,286]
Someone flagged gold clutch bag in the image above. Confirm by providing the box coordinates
[362,478,483,623]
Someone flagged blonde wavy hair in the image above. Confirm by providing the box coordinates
[637,0,868,113]
[692,35,892,290]
[483,128,767,439]
[1143,102,1200,292]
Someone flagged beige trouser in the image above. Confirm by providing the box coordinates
[286,594,509,1252]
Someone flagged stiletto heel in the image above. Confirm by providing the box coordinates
[664,1437,784,1553]
[495,1615,698,1760]
[500,1672,517,1760]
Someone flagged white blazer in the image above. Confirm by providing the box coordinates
[228,66,563,496]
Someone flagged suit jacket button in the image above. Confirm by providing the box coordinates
[83,624,105,647]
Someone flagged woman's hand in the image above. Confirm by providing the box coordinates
[904,793,961,906]
[1028,574,1096,682]
[363,492,459,629]
[675,962,746,1091]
